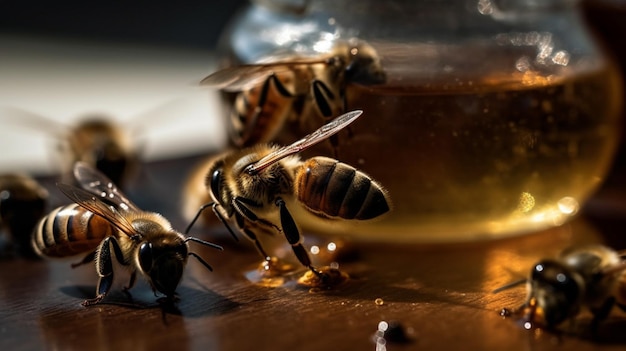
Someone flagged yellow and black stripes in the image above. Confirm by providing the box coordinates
[295,156,390,220]
[32,204,116,258]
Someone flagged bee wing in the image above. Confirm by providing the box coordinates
[72,161,140,213]
[200,57,330,91]
[0,106,69,138]
[246,110,363,174]
[57,183,137,237]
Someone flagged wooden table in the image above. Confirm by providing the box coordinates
[2,155,626,351]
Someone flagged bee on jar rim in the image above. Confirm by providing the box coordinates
[202,40,386,152]
[0,174,49,257]
[496,245,626,331]
[185,110,391,281]
[32,162,222,306]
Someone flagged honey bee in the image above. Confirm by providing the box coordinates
[185,110,391,279]
[1,107,142,188]
[60,116,138,188]
[497,245,626,331]
[0,174,49,257]
[202,40,386,151]
[32,162,222,306]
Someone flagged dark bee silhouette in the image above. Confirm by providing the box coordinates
[0,174,48,257]
[496,245,626,331]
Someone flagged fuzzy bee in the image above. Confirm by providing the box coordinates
[185,110,391,281]
[497,245,626,331]
[202,40,386,152]
[32,162,222,305]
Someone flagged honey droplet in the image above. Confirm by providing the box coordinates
[298,266,349,289]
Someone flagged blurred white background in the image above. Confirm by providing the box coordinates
[0,34,226,174]
[0,1,246,175]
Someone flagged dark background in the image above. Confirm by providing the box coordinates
[0,1,248,49]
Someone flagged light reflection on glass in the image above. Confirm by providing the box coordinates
[557,196,579,215]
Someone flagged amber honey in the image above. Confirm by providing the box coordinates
[285,64,622,242]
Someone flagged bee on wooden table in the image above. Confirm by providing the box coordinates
[32,162,223,306]
[202,40,386,153]
[0,174,49,257]
[496,245,626,331]
[185,110,391,282]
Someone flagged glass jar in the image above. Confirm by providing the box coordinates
[213,0,623,242]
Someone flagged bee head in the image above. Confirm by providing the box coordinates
[345,42,386,85]
[527,259,583,327]
[138,240,188,297]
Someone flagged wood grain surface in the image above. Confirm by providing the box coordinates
[1,154,626,351]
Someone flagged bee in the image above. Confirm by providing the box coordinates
[60,116,138,188]
[497,245,626,331]
[185,110,391,279]
[202,40,386,151]
[1,107,144,188]
[32,162,223,306]
[0,174,49,257]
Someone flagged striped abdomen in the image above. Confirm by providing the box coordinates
[32,204,117,258]
[295,156,391,220]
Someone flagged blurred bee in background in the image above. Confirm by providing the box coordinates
[32,162,222,306]
[185,110,391,283]
[0,107,138,188]
[0,174,48,258]
[202,40,386,153]
[496,245,626,332]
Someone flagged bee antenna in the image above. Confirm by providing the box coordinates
[188,252,214,272]
[184,236,224,251]
[185,202,215,234]
[492,278,527,294]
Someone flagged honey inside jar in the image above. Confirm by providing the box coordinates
[251,51,622,241]
[214,2,623,242]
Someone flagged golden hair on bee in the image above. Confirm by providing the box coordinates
[201,39,386,154]
[32,162,222,306]
[185,110,391,284]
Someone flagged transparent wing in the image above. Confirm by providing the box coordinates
[72,161,140,213]
[200,57,330,92]
[57,183,137,237]
[245,110,363,174]
[0,106,69,137]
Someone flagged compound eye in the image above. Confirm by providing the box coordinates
[210,169,222,198]
[139,242,153,272]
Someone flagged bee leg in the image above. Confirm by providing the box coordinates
[123,271,137,292]
[255,73,293,119]
[589,297,615,336]
[71,250,96,268]
[275,197,320,276]
[267,73,294,98]
[311,79,345,157]
[232,197,277,261]
[82,236,126,306]
[311,79,335,118]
